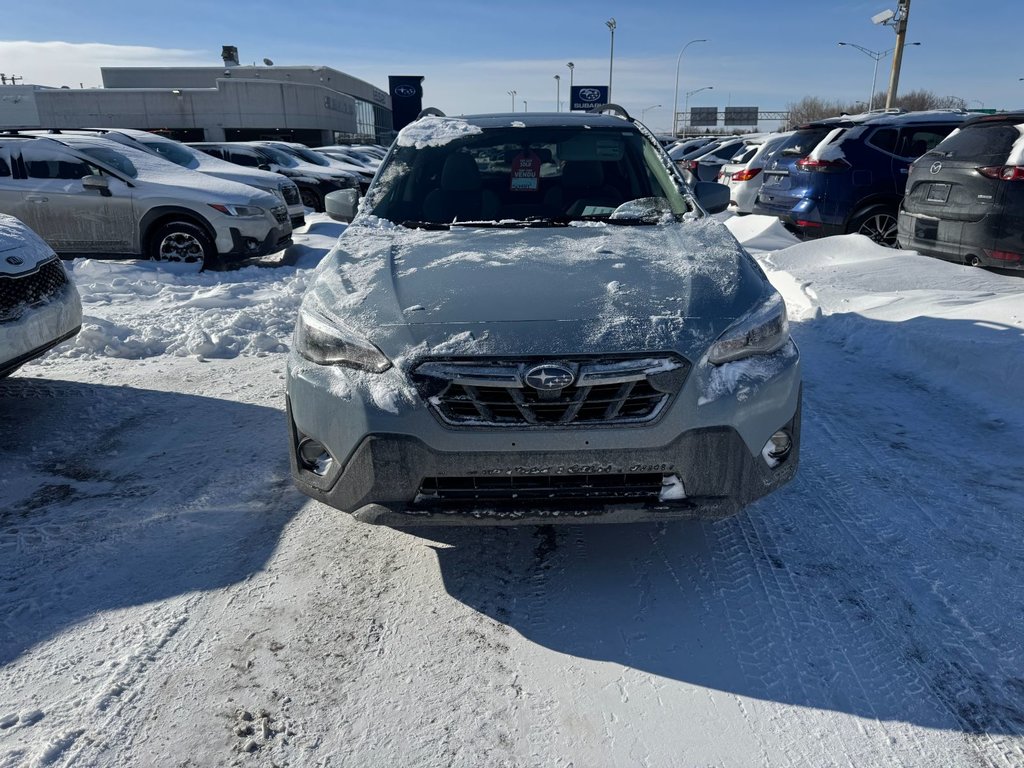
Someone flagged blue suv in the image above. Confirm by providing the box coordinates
[753,110,967,245]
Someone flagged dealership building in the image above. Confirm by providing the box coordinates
[0,47,405,146]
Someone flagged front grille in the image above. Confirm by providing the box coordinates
[0,257,69,323]
[271,205,289,224]
[281,184,300,205]
[413,356,689,428]
[417,473,667,506]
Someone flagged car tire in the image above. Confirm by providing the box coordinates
[848,206,900,247]
[298,186,324,212]
[147,221,216,269]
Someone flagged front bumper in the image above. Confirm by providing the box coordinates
[0,283,82,377]
[286,344,802,526]
[222,225,293,261]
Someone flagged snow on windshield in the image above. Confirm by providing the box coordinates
[396,116,484,149]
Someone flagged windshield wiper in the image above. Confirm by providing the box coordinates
[401,220,451,230]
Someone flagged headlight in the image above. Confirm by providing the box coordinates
[708,293,790,365]
[294,308,392,372]
[255,185,285,201]
[208,203,264,217]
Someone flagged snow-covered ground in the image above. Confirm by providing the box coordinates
[2,214,1023,767]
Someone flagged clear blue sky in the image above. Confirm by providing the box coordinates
[3,0,1019,132]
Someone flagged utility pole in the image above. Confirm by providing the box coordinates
[885,0,912,109]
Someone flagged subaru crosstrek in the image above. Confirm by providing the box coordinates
[753,110,966,245]
[286,109,801,526]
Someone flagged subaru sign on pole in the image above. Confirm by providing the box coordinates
[389,75,425,132]
[571,85,609,112]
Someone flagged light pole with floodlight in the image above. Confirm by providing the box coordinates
[508,89,516,111]
[672,39,708,137]
[554,74,561,112]
[605,18,616,102]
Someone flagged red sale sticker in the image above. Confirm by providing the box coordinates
[510,150,541,192]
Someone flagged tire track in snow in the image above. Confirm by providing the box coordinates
[783,327,1024,767]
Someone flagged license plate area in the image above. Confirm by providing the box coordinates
[926,183,951,203]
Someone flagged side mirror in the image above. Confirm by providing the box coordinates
[693,181,730,214]
[325,188,358,223]
[258,164,272,171]
[82,174,111,197]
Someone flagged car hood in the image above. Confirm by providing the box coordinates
[304,217,772,363]
[0,214,60,275]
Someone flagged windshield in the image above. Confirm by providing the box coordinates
[138,138,198,169]
[368,125,692,226]
[255,145,299,167]
[75,146,138,178]
[288,147,330,166]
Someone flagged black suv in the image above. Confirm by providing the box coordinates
[898,111,1024,269]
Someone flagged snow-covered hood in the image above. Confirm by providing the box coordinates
[305,217,773,362]
[0,214,60,275]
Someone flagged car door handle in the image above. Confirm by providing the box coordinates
[26,195,49,203]
[899,168,909,174]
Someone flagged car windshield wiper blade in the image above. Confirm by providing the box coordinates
[401,220,451,230]
[449,217,571,229]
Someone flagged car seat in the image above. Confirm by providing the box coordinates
[543,160,623,216]
[421,152,500,223]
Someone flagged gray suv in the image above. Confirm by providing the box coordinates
[0,134,292,268]
[286,109,802,526]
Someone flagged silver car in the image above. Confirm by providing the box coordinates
[0,214,82,377]
[47,129,307,230]
[0,135,292,268]
[286,111,801,526]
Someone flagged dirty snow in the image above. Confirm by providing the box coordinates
[2,214,1024,767]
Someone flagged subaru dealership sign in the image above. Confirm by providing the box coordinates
[571,85,609,112]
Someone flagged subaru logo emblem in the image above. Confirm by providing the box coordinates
[524,364,575,391]
[5,255,24,266]
[578,88,602,103]
[930,161,942,175]
[394,84,417,98]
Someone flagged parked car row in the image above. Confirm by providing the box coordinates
[190,141,364,210]
[0,132,293,269]
[0,126,389,271]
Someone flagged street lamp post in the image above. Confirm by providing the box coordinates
[523,100,528,112]
[508,89,517,111]
[605,18,616,102]
[838,41,920,111]
[683,86,713,132]
[641,104,661,122]
[566,62,575,111]
[672,39,708,137]
[554,74,561,112]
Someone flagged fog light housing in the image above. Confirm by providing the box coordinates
[762,430,792,468]
[297,437,333,476]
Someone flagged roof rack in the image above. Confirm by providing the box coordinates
[587,103,632,121]
[416,107,446,118]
